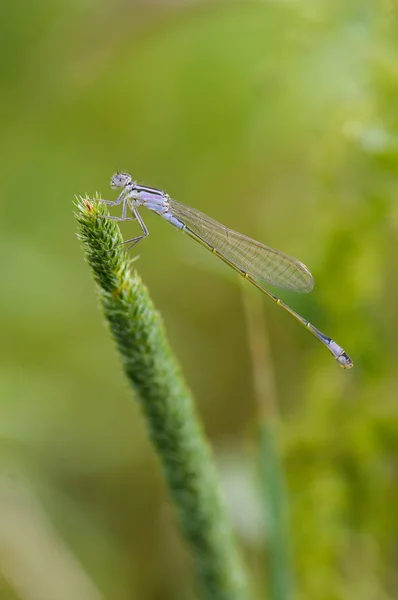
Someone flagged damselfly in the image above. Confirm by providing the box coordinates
[98,173,353,369]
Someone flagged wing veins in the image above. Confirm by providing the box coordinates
[168,199,314,292]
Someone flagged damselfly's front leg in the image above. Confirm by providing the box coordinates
[98,190,126,207]
[98,196,136,221]
[97,192,148,248]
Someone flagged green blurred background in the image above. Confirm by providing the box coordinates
[1,1,397,599]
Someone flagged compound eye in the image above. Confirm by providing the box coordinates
[111,172,130,189]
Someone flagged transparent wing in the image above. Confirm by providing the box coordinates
[169,199,314,293]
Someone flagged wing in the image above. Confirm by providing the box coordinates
[168,199,314,293]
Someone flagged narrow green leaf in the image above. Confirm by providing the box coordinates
[258,423,293,600]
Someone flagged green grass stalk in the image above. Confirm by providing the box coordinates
[75,196,250,600]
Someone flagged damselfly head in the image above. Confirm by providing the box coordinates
[111,172,132,189]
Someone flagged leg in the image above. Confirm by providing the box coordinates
[97,190,126,207]
[120,204,149,249]
[98,197,137,221]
